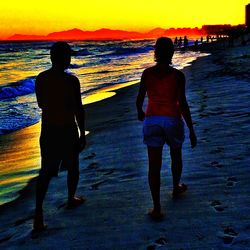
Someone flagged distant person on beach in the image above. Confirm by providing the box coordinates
[194,40,199,50]
[174,37,178,46]
[136,37,197,219]
[178,37,182,47]
[184,36,188,49]
[33,42,86,231]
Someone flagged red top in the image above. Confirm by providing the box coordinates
[144,68,181,117]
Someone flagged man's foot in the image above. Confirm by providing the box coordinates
[67,196,86,209]
[148,209,164,220]
[33,211,47,232]
[172,183,187,198]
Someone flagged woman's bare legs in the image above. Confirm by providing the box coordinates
[147,146,164,218]
[170,147,187,196]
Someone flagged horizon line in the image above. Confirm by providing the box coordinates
[0,23,246,41]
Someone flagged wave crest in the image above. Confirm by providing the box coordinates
[0,77,35,100]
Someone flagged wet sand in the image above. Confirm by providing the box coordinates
[0,39,250,249]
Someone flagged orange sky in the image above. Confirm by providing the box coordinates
[0,0,249,39]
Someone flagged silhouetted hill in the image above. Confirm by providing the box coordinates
[47,28,145,39]
[165,27,204,36]
[46,28,87,40]
[146,28,167,37]
[8,34,46,40]
[7,27,205,41]
[91,28,144,39]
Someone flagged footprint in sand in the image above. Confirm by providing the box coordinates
[96,168,116,176]
[0,233,15,244]
[209,147,224,154]
[210,161,224,168]
[203,128,210,133]
[210,200,227,212]
[147,237,168,250]
[201,137,208,142]
[91,180,106,190]
[31,226,64,239]
[58,203,66,209]
[195,231,205,240]
[233,156,243,161]
[14,215,33,226]
[119,173,139,181]
[200,137,211,143]
[226,176,238,187]
[87,162,98,169]
[102,169,115,176]
[155,237,168,245]
[245,224,250,231]
[147,245,156,250]
[217,226,238,244]
[83,152,96,160]
[199,113,209,118]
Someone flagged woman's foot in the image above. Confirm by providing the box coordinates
[67,196,86,209]
[172,183,187,197]
[148,208,164,220]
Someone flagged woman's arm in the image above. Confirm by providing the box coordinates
[136,72,147,121]
[177,72,197,148]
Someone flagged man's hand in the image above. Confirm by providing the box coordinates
[79,134,86,152]
[137,110,145,121]
[189,130,197,148]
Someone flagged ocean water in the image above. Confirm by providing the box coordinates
[0,39,209,205]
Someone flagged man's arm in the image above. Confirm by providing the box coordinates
[177,72,197,148]
[35,74,44,109]
[74,78,86,152]
[136,72,146,121]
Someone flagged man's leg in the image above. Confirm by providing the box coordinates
[33,173,51,231]
[147,146,163,218]
[35,172,52,213]
[67,155,79,200]
[65,154,85,207]
[34,158,59,231]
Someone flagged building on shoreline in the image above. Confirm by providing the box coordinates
[201,25,231,35]
[246,4,250,31]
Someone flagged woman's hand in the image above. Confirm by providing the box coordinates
[137,110,145,121]
[79,134,86,152]
[189,130,197,148]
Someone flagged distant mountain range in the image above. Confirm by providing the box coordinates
[7,27,206,40]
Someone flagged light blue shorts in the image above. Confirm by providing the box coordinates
[143,116,185,148]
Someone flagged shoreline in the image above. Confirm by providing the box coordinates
[0,40,250,248]
[0,81,139,212]
[0,47,209,207]
[0,80,140,208]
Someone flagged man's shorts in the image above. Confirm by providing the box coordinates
[40,124,79,176]
[143,116,185,148]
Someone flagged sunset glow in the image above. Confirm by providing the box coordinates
[0,0,249,38]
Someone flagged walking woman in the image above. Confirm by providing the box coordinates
[136,37,197,219]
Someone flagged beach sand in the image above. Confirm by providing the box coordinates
[0,40,250,249]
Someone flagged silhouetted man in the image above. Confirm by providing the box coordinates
[183,36,188,49]
[33,42,86,231]
[178,37,182,47]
